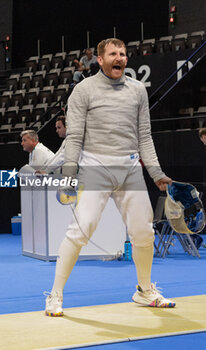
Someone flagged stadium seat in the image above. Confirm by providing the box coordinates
[18,105,34,125]
[19,72,33,90]
[32,71,46,89]
[126,41,140,58]
[25,56,39,73]
[0,107,6,122]
[39,86,54,105]
[29,121,41,131]
[53,84,70,102]
[38,54,53,72]
[4,106,19,126]
[45,68,61,87]
[11,89,26,108]
[171,33,188,51]
[0,124,11,133]
[65,50,80,67]
[6,74,20,92]
[25,87,40,106]
[51,52,66,69]
[0,91,13,108]
[139,38,155,55]
[187,31,205,49]
[59,67,75,84]
[156,36,173,53]
[33,103,48,122]
[50,104,62,117]
[11,122,26,132]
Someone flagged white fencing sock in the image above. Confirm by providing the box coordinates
[51,237,81,296]
[132,243,154,291]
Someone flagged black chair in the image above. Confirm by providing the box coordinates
[38,54,53,72]
[19,72,33,90]
[11,89,26,108]
[51,52,66,69]
[39,86,54,105]
[187,31,205,49]
[25,56,39,73]
[53,84,70,102]
[11,122,26,132]
[0,91,13,108]
[139,38,155,55]
[6,74,20,92]
[32,71,46,89]
[59,67,75,85]
[25,88,40,106]
[126,41,140,58]
[0,107,6,124]
[171,34,188,51]
[50,104,62,118]
[156,36,172,54]
[33,103,48,122]
[65,50,80,67]
[0,123,11,133]
[4,106,20,126]
[45,68,60,87]
[18,105,34,125]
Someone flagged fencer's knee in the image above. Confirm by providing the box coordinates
[63,236,82,249]
[129,227,155,248]
[65,218,96,247]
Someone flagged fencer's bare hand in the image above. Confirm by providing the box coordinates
[155,176,172,191]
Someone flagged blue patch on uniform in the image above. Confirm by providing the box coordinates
[130,153,138,160]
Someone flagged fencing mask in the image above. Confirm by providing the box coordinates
[165,181,205,234]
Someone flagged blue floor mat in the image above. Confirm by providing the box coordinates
[1,233,206,350]
[0,234,206,315]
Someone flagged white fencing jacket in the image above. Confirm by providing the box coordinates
[63,70,165,182]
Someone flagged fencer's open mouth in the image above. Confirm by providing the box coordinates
[112,65,121,70]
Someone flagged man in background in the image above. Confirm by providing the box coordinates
[38,115,66,174]
[199,127,206,145]
[20,130,54,167]
[73,48,98,84]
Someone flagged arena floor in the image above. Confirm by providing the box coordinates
[0,234,206,350]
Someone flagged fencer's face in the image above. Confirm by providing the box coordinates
[56,120,66,138]
[97,43,128,79]
[21,135,36,152]
[200,135,206,145]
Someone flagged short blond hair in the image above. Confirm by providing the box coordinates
[20,130,39,142]
[97,38,126,57]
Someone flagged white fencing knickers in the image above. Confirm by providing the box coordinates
[65,151,155,248]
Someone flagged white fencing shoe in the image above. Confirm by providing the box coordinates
[132,283,176,308]
[44,292,64,316]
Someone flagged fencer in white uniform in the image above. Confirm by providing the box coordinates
[45,38,176,317]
